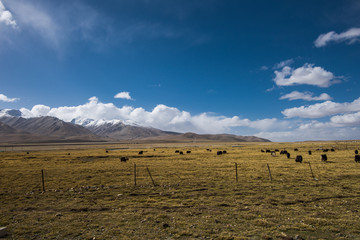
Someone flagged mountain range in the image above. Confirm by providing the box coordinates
[0,109,270,143]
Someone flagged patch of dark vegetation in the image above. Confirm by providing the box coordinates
[76,156,109,161]
[128,155,167,159]
[70,207,110,212]
[218,203,231,207]
[282,195,360,205]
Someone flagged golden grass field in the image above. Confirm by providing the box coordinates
[1,141,360,239]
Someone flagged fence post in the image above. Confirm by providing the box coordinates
[134,163,137,186]
[308,162,315,180]
[235,163,238,182]
[267,164,272,181]
[41,169,45,192]
[146,167,156,187]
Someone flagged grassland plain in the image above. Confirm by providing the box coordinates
[1,141,360,240]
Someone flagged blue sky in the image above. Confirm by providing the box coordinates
[1,0,360,141]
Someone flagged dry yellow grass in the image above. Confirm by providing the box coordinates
[1,141,360,239]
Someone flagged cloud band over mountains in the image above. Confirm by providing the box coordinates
[9,95,360,142]
[19,96,286,134]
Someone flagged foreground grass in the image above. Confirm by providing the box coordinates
[1,141,360,239]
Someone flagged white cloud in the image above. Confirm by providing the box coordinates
[273,59,294,69]
[114,92,133,100]
[0,93,19,102]
[16,96,360,142]
[330,112,360,127]
[0,1,17,29]
[20,104,50,117]
[282,97,360,119]
[274,63,340,87]
[314,28,360,47]
[280,91,332,101]
[18,96,289,134]
[257,120,360,142]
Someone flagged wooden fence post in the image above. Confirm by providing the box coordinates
[235,163,238,182]
[308,162,315,180]
[146,167,157,187]
[41,169,45,192]
[134,163,137,186]
[267,164,272,181]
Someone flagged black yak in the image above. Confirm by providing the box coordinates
[120,157,129,162]
[295,155,303,163]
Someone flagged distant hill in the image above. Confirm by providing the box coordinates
[0,111,271,143]
[0,121,20,134]
[0,116,101,142]
[141,132,270,142]
[0,121,52,143]
[84,120,180,140]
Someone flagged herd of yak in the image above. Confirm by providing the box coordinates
[117,148,228,162]
[260,148,360,163]
[116,147,360,163]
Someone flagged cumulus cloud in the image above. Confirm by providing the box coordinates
[330,112,360,127]
[19,96,288,134]
[256,122,360,142]
[0,93,19,102]
[282,97,360,119]
[114,92,133,100]
[274,63,340,87]
[0,1,17,29]
[314,28,360,47]
[20,104,50,117]
[280,91,332,101]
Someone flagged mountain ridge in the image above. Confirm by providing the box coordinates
[0,110,270,143]
[0,115,101,141]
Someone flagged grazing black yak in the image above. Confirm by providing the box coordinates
[295,155,303,163]
[120,157,129,162]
